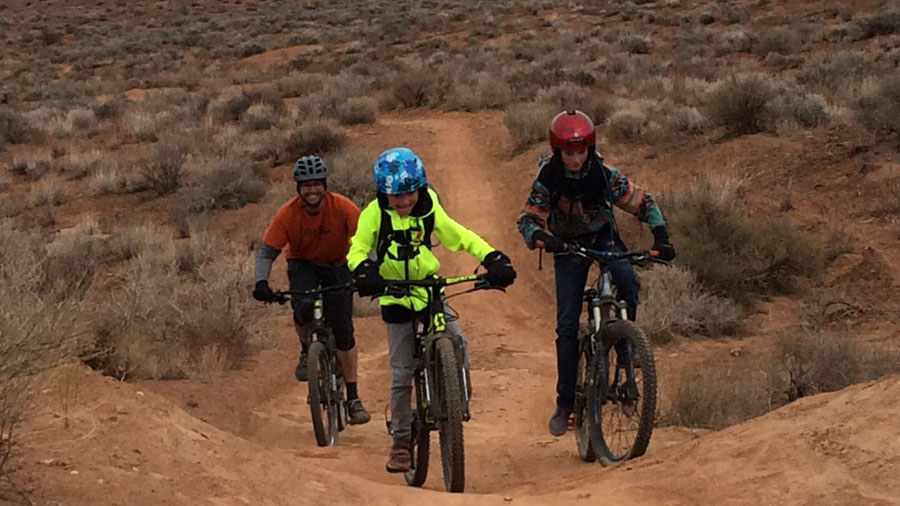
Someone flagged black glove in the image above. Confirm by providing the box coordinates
[253,280,278,303]
[532,230,566,253]
[651,226,676,261]
[353,260,385,297]
[482,250,517,288]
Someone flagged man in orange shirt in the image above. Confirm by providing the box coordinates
[253,155,371,425]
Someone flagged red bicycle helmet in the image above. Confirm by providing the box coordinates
[549,110,596,150]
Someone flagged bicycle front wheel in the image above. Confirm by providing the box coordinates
[307,341,339,446]
[404,411,430,487]
[435,335,465,493]
[574,327,597,462]
[588,320,657,466]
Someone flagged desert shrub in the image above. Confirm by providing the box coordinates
[125,110,161,143]
[239,41,265,57]
[65,107,99,137]
[534,84,612,126]
[851,10,900,41]
[771,330,900,405]
[323,149,376,207]
[208,90,282,124]
[796,51,877,94]
[870,180,900,217]
[606,110,646,141]
[502,101,560,152]
[668,106,709,135]
[704,75,775,137]
[62,151,102,181]
[0,109,32,145]
[715,29,755,55]
[445,73,514,112]
[751,27,801,59]
[177,155,266,213]
[85,256,256,380]
[826,4,854,22]
[618,34,653,54]
[665,179,826,305]
[24,159,50,182]
[334,96,377,125]
[768,89,829,128]
[277,119,347,164]
[640,265,743,344]
[857,73,900,140]
[92,97,124,119]
[31,181,65,207]
[661,363,770,429]
[240,103,280,131]
[273,71,328,97]
[141,144,187,197]
[384,61,447,109]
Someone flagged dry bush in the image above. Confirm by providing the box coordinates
[751,27,801,59]
[274,71,328,97]
[502,101,560,152]
[704,75,775,137]
[85,254,257,380]
[0,109,32,146]
[715,28,755,56]
[661,363,770,429]
[24,159,50,182]
[384,61,447,109]
[665,179,826,305]
[1,222,82,481]
[89,164,144,195]
[534,84,612,126]
[768,88,829,129]
[323,149,377,208]
[870,179,900,217]
[446,73,514,112]
[177,155,267,213]
[64,107,99,138]
[771,330,900,405]
[640,265,743,344]
[617,33,653,55]
[30,181,65,207]
[124,109,161,143]
[277,119,347,164]
[209,89,283,125]
[62,151,102,181]
[240,103,281,132]
[796,51,878,98]
[667,106,710,135]
[851,10,900,41]
[857,73,900,142]
[335,97,377,125]
[92,97,124,120]
[606,99,660,142]
[141,144,187,197]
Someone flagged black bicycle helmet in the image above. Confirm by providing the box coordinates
[293,155,327,182]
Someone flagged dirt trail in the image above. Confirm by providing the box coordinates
[10,112,900,505]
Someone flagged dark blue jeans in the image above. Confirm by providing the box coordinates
[553,250,639,410]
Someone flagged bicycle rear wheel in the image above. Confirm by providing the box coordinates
[435,335,465,493]
[574,327,597,462]
[307,341,339,446]
[588,320,657,466]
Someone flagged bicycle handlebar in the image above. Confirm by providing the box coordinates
[535,240,669,266]
[380,273,495,298]
[272,282,355,304]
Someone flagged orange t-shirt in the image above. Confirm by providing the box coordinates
[262,192,360,263]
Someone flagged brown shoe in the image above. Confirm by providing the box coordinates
[385,439,411,473]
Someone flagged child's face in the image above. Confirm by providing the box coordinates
[561,148,588,172]
[387,190,419,216]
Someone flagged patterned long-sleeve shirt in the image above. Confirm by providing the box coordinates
[517,153,665,248]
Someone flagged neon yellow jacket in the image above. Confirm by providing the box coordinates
[347,188,495,311]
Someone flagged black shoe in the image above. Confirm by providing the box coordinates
[347,398,371,425]
[294,352,308,382]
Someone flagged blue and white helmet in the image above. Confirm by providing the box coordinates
[373,147,426,195]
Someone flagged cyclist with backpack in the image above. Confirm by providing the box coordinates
[516,110,676,437]
[347,147,517,473]
[252,155,371,426]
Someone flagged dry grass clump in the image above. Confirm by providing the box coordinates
[64,107,99,138]
[640,265,743,344]
[61,151,102,181]
[23,159,50,182]
[856,73,900,142]
[771,330,900,405]
[84,252,257,381]
[796,51,878,100]
[89,163,144,196]
[660,363,770,429]
[323,149,377,208]
[30,180,65,207]
[667,106,710,135]
[751,26,801,60]
[0,109,32,147]
[141,144,187,197]
[176,155,267,213]
[277,119,347,163]
[704,75,775,137]
[869,179,900,217]
[383,60,448,109]
[851,10,900,41]
[665,179,826,305]
[502,101,560,152]
[208,89,283,125]
[715,28,755,56]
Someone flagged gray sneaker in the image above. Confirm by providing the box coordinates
[548,406,572,437]
[347,398,371,425]
[294,352,308,382]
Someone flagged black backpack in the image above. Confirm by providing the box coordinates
[374,185,438,263]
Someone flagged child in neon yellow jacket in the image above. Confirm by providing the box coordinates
[347,147,516,473]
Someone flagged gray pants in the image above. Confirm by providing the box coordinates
[388,300,468,442]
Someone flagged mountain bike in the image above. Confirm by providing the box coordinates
[380,273,498,493]
[558,244,666,466]
[274,283,353,447]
